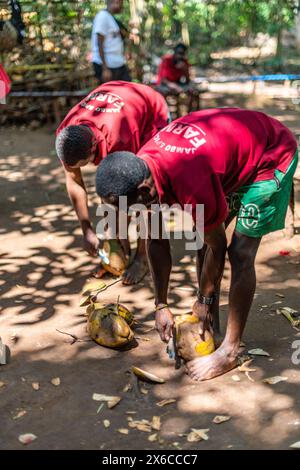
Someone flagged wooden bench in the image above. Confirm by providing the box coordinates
[5,89,91,124]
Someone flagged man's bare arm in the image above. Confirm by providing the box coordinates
[200,224,227,297]
[147,238,171,305]
[97,34,112,82]
[146,235,174,342]
[64,167,99,255]
[161,77,182,93]
[193,224,227,332]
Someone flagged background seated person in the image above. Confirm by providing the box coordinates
[156,43,193,95]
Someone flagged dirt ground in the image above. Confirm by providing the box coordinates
[0,94,300,450]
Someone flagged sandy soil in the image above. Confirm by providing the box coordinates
[0,97,300,450]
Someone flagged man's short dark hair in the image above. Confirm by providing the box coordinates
[55,125,93,166]
[95,151,149,200]
[174,43,188,53]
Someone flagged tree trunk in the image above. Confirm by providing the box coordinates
[295,12,300,50]
[276,27,282,59]
[181,22,190,46]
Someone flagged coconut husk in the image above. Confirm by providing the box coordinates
[87,302,134,348]
[96,240,129,277]
[174,313,215,362]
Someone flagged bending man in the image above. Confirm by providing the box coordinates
[55,81,169,284]
[95,108,298,380]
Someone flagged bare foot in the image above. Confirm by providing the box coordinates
[186,346,238,381]
[122,255,149,285]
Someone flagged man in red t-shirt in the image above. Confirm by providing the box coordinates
[95,108,298,380]
[156,43,200,112]
[157,43,190,94]
[55,81,169,284]
[0,64,11,102]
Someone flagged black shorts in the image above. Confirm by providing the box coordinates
[93,63,131,83]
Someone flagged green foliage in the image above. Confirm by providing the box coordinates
[11,0,300,67]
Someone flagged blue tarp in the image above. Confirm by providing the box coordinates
[209,74,300,83]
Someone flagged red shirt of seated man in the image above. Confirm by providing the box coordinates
[157,54,190,85]
[157,43,190,85]
[56,81,169,165]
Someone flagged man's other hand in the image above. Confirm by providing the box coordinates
[83,227,100,256]
[155,306,174,342]
[102,66,112,82]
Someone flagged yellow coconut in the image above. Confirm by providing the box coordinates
[87,302,134,348]
[97,240,128,277]
[175,313,215,362]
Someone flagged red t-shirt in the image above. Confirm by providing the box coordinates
[157,55,190,85]
[56,81,169,165]
[0,64,11,100]
[137,108,297,232]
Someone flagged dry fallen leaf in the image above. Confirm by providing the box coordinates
[0,381,6,388]
[156,399,176,407]
[136,423,152,433]
[31,382,40,391]
[277,307,300,328]
[92,393,121,410]
[245,372,255,382]
[238,360,256,373]
[131,366,165,384]
[93,393,119,401]
[141,387,149,395]
[148,433,158,442]
[231,375,241,382]
[290,441,300,449]
[108,397,122,409]
[81,279,107,298]
[18,433,37,445]
[275,293,285,298]
[248,348,270,357]
[263,376,288,385]
[118,428,129,435]
[123,383,132,393]
[151,416,161,431]
[96,403,104,414]
[128,419,152,433]
[11,334,18,343]
[187,428,210,442]
[51,377,61,387]
[13,410,27,420]
[103,420,110,428]
[213,415,231,424]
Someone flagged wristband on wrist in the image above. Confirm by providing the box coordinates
[197,291,215,305]
[155,303,168,312]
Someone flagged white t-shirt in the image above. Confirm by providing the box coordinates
[91,10,125,68]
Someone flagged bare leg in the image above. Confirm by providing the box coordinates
[286,181,295,238]
[196,245,221,336]
[195,213,236,337]
[187,231,261,381]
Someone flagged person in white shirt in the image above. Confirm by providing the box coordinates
[91,0,131,83]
